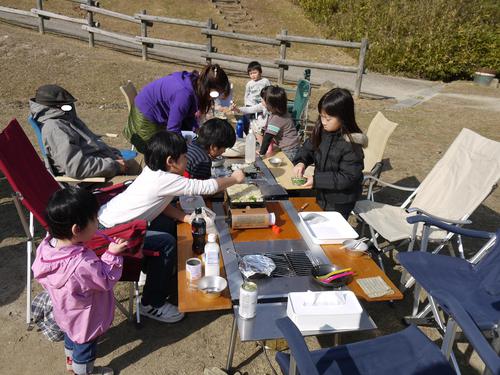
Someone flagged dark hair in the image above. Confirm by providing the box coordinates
[145,131,188,171]
[261,85,287,116]
[197,118,236,150]
[45,187,99,240]
[195,64,230,115]
[247,61,262,74]
[311,88,362,150]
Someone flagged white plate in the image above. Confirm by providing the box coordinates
[179,195,206,214]
[298,211,358,244]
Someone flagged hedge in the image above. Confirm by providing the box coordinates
[294,0,499,81]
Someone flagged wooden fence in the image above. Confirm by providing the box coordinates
[2,0,369,97]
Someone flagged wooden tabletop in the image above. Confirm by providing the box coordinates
[289,197,403,302]
[262,151,314,191]
[177,196,402,312]
[177,221,232,313]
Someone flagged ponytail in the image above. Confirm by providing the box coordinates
[195,64,230,115]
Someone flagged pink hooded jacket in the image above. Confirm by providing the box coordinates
[32,236,123,344]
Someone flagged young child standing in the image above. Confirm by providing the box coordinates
[32,187,129,375]
[293,88,367,219]
[258,85,300,161]
[244,61,271,108]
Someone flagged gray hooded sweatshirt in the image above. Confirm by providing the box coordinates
[29,100,121,179]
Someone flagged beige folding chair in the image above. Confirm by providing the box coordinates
[363,112,398,200]
[354,128,500,276]
[119,80,137,112]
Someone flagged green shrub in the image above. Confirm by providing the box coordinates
[294,0,500,81]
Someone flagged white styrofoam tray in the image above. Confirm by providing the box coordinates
[298,211,358,244]
[287,291,363,331]
[179,195,206,214]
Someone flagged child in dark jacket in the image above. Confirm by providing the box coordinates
[293,88,367,219]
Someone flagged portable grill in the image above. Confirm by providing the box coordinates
[265,252,314,278]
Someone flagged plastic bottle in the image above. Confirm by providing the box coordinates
[245,129,256,164]
[191,207,206,254]
[236,119,245,138]
[204,233,220,277]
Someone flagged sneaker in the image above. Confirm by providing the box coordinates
[139,302,185,323]
[66,356,73,372]
[89,366,114,375]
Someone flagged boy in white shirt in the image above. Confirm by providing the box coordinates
[98,131,244,323]
[244,61,271,107]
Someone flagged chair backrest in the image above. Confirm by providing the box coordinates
[292,79,311,121]
[119,80,137,112]
[0,119,60,228]
[363,112,398,174]
[411,128,500,220]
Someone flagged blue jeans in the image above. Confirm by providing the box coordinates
[141,214,178,307]
[64,333,97,374]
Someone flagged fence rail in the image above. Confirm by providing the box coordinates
[2,0,369,97]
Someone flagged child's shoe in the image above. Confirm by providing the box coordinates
[66,356,73,372]
[139,301,185,323]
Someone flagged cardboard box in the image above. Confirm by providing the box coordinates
[287,291,363,331]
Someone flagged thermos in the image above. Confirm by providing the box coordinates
[236,119,245,138]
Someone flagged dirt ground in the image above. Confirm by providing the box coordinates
[0,7,499,375]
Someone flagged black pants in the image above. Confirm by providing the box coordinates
[329,201,356,221]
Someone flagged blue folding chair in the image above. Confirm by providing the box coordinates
[28,116,137,162]
[275,290,500,374]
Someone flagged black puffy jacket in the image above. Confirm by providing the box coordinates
[293,130,367,209]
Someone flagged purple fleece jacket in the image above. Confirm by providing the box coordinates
[134,71,199,133]
[32,236,123,344]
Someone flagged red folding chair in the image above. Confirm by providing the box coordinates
[0,119,152,325]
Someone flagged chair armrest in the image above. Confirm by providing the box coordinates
[55,176,106,183]
[433,290,500,375]
[406,215,493,239]
[276,318,320,375]
[362,175,417,192]
[406,208,472,226]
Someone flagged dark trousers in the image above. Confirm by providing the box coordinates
[141,214,178,307]
[331,201,356,220]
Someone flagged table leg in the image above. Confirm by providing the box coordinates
[225,314,238,371]
[333,333,341,346]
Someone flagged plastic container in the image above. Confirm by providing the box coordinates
[204,233,220,277]
[191,207,206,254]
[236,119,245,138]
[245,129,256,164]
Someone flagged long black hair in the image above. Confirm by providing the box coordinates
[261,85,287,116]
[194,64,230,115]
[311,88,362,150]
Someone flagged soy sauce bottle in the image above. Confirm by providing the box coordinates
[191,207,206,254]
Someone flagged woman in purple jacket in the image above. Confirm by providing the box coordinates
[124,64,230,153]
[32,187,128,375]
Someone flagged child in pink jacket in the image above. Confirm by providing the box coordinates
[32,187,128,375]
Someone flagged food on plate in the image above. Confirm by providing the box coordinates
[226,183,264,203]
[291,177,307,186]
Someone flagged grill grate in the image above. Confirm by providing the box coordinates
[264,251,314,278]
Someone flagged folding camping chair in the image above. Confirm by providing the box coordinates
[398,217,499,373]
[286,70,312,136]
[354,128,500,273]
[362,112,398,200]
[0,119,149,325]
[27,116,137,184]
[275,291,500,375]
[119,80,137,113]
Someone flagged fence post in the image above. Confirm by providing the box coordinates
[278,29,288,85]
[354,38,368,98]
[85,0,95,47]
[205,18,214,64]
[140,9,148,61]
[36,0,44,34]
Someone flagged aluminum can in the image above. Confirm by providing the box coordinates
[186,258,202,281]
[239,281,257,319]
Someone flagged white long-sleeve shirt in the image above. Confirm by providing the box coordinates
[98,166,218,227]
